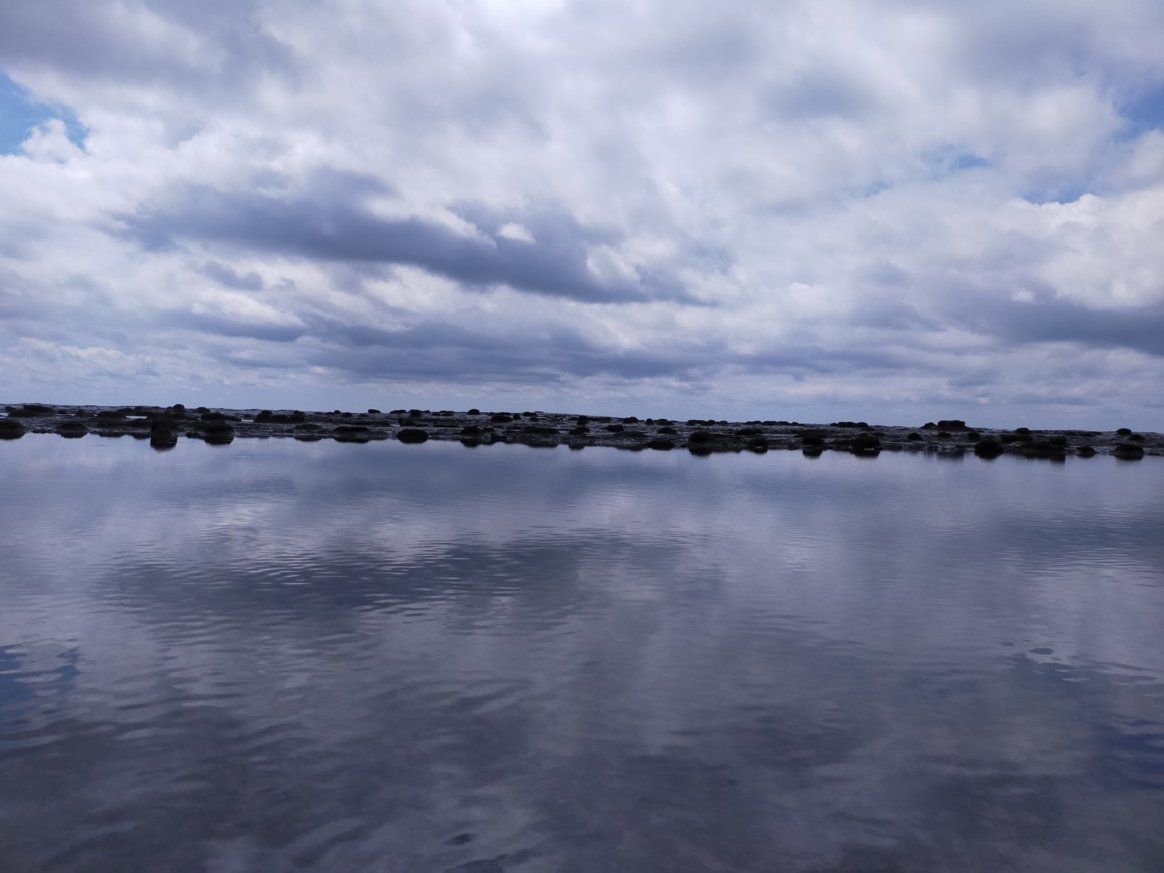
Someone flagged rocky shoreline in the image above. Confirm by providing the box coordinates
[1,403,1159,461]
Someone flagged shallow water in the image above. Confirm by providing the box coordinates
[1,435,1163,872]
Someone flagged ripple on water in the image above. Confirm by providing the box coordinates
[1,437,1163,871]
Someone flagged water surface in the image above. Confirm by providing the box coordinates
[2,436,1163,871]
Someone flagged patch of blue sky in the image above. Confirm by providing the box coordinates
[1116,81,1164,140]
[0,69,86,155]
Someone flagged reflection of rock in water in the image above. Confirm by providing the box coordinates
[2,403,1163,460]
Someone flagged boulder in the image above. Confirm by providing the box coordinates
[0,419,27,439]
[848,433,881,457]
[974,436,1005,459]
[646,438,674,450]
[396,428,429,444]
[1076,445,1096,458]
[55,421,88,438]
[1113,443,1145,461]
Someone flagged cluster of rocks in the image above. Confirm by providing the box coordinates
[1,403,1159,460]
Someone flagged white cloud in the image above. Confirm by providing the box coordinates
[1,0,1163,426]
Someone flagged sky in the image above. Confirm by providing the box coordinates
[1,0,1163,429]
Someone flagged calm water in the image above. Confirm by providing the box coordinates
[2,436,1163,872]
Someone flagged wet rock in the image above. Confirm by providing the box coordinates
[0,418,27,439]
[255,410,307,424]
[974,436,1005,459]
[747,437,769,454]
[1018,440,1066,462]
[937,419,967,430]
[293,423,323,432]
[605,424,625,433]
[150,426,178,449]
[490,413,513,423]
[1113,443,1145,460]
[334,425,372,443]
[646,438,675,450]
[802,445,823,457]
[55,421,88,438]
[1076,445,1096,458]
[657,425,677,435]
[1116,427,1132,436]
[907,432,923,442]
[467,408,480,415]
[5,404,55,417]
[200,421,235,445]
[848,433,881,457]
[397,428,429,444]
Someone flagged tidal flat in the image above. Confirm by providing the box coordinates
[2,433,1163,871]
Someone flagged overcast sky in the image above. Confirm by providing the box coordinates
[2,0,1163,428]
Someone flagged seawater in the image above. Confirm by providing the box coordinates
[2,435,1163,872]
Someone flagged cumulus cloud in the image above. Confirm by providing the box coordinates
[1,0,1164,426]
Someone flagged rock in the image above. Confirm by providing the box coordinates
[491,413,513,423]
[1116,427,1132,436]
[467,408,481,415]
[200,421,235,445]
[150,428,178,449]
[907,432,923,441]
[848,433,881,457]
[1018,440,1065,461]
[0,419,27,439]
[293,423,322,432]
[55,421,88,438]
[657,425,677,434]
[368,408,381,414]
[974,436,1005,459]
[1076,445,1096,458]
[1113,443,1145,460]
[802,445,823,457]
[396,428,429,444]
[937,419,967,430]
[747,437,769,453]
[334,425,371,443]
[646,438,674,450]
[605,424,625,433]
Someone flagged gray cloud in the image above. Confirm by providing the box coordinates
[119,169,684,304]
[2,0,1164,426]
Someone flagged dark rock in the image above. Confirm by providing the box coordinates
[1015,427,1032,435]
[747,437,769,453]
[802,445,823,457]
[1049,435,1067,447]
[688,430,715,444]
[605,424,625,433]
[397,428,429,444]
[56,421,88,438]
[921,422,937,430]
[657,426,676,435]
[1018,440,1066,461]
[1129,433,1145,442]
[1076,445,1096,458]
[937,419,967,430]
[1114,443,1145,461]
[200,421,235,445]
[848,433,881,456]
[368,408,381,414]
[491,413,513,423]
[1117,427,1132,436]
[467,408,480,415]
[0,419,27,439]
[974,436,1005,459]
[293,423,323,432]
[907,432,923,441]
[460,425,482,436]
[623,416,639,423]
[646,438,674,450]
[831,421,869,428]
[150,428,178,449]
